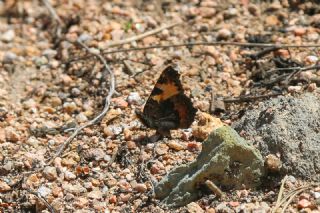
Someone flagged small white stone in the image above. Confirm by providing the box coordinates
[305,55,318,64]
[76,113,88,123]
[38,186,52,197]
[1,29,15,42]
[127,92,141,104]
[314,191,320,199]
[64,171,76,180]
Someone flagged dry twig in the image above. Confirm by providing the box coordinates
[264,64,320,86]
[26,188,56,213]
[273,175,288,213]
[41,0,63,25]
[47,40,115,164]
[105,22,181,48]
[65,41,320,64]
[223,93,282,103]
[205,180,225,198]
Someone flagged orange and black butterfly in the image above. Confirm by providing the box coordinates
[136,65,197,137]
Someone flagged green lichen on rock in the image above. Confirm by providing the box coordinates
[154,126,265,208]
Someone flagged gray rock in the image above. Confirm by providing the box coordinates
[154,126,264,207]
[233,93,320,180]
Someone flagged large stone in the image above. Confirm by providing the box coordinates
[233,93,320,180]
[154,126,264,207]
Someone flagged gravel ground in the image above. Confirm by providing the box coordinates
[0,0,319,212]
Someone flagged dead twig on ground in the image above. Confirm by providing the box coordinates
[247,47,281,60]
[105,22,181,48]
[273,175,288,213]
[26,188,56,213]
[41,0,63,25]
[65,42,320,64]
[223,93,282,103]
[205,180,225,199]
[47,39,115,164]
[264,64,320,86]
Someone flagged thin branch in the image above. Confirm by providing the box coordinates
[264,64,320,86]
[65,41,320,64]
[205,180,225,198]
[223,93,282,103]
[272,175,288,213]
[41,0,63,25]
[47,40,115,164]
[105,22,181,48]
[26,188,56,213]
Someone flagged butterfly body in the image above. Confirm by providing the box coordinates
[136,66,196,136]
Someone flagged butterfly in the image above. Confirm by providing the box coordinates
[135,65,197,137]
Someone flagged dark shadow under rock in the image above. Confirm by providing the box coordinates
[233,93,320,181]
[154,126,265,208]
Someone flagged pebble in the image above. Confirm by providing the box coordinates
[305,55,318,64]
[103,125,123,138]
[167,141,185,151]
[43,166,58,181]
[286,175,297,183]
[223,8,238,19]
[78,33,92,42]
[63,102,78,114]
[52,186,63,197]
[127,92,141,105]
[293,27,306,36]
[199,7,216,18]
[23,99,37,109]
[93,201,106,211]
[51,198,64,211]
[0,181,11,192]
[71,87,81,96]
[109,195,117,204]
[216,202,232,212]
[297,199,311,208]
[61,74,73,86]
[42,49,57,58]
[62,183,86,194]
[111,29,124,41]
[314,192,320,199]
[155,143,169,155]
[142,36,158,45]
[112,97,128,109]
[217,28,232,40]
[50,96,62,107]
[119,193,131,202]
[0,128,5,142]
[38,186,51,197]
[1,29,15,42]
[265,15,279,26]
[3,52,17,63]
[187,202,204,213]
[76,113,88,123]
[229,201,240,207]
[248,4,260,16]
[126,141,137,149]
[133,183,148,193]
[5,127,20,142]
[103,154,111,162]
[74,197,89,208]
[34,56,48,66]
[64,171,76,180]
[288,85,302,93]
[87,190,103,199]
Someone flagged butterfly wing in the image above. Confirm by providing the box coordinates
[138,66,196,131]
